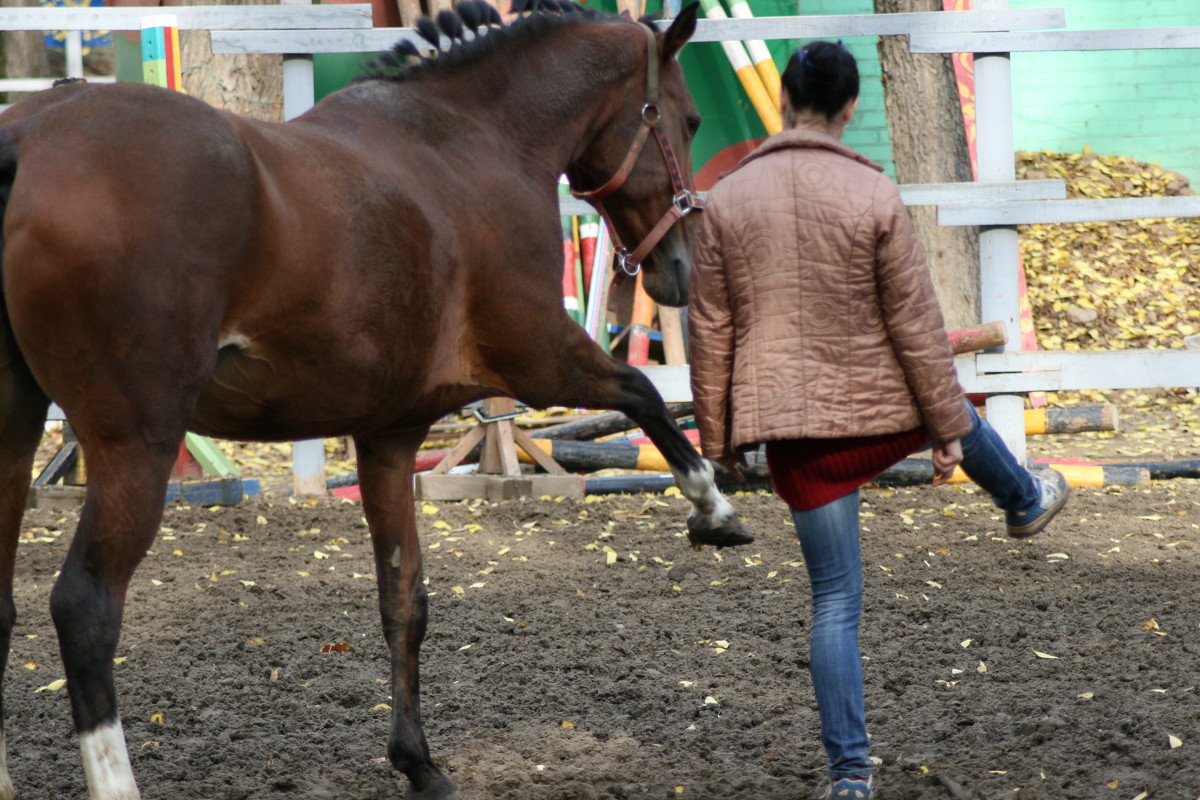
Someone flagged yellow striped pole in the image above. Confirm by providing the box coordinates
[1022,405,1118,435]
[697,0,781,135]
[723,0,781,108]
[896,462,1149,489]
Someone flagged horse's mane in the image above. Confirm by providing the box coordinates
[360,0,661,84]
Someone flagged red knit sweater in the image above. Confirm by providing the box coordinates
[765,428,930,512]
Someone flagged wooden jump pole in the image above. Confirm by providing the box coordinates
[558,180,582,324]
[626,273,657,366]
[948,320,1007,353]
[722,0,781,107]
[140,15,184,91]
[1023,405,1118,435]
[696,0,782,135]
[583,225,613,351]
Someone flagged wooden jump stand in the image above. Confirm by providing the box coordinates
[31,420,247,509]
[414,398,586,501]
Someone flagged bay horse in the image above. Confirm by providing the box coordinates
[0,1,753,798]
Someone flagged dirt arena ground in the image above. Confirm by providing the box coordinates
[5,403,1200,800]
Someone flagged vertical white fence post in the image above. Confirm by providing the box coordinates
[280,0,318,123]
[280,0,326,496]
[971,0,1026,464]
[65,30,83,78]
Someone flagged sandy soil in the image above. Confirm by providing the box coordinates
[4,461,1199,799]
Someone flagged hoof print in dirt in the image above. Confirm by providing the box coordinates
[686,515,755,550]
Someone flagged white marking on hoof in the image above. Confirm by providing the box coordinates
[80,721,140,800]
[0,731,14,800]
[672,460,736,522]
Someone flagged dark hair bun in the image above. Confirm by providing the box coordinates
[781,40,859,121]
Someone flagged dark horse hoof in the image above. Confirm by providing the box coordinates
[686,512,755,550]
[404,772,459,800]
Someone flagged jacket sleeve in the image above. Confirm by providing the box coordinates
[687,203,736,461]
[873,177,973,444]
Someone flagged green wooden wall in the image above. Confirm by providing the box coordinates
[797,0,1200,183]
[1009,0,1200,182]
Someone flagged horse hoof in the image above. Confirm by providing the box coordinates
[403,773,459,800]
[686,513,755,550]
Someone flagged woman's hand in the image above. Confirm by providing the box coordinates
[931,438,963,487]
[716,452,747,482]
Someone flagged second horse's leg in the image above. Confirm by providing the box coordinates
[0,356,49,800]
[50,436,183,800]
[355,430,458,800]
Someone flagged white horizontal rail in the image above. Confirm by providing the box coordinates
[900,178,1065,206]
[956,351,1200,393]
[690,9,1066,41]
[557,179,1065,217]
[939,196,1200,226]
[0,76,114,92]
[911,27,1200,54]
[211,8,1066,56]
[648,347,1200,401]
[0,4,372,31]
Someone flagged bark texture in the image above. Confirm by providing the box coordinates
[875,0,980,330]
[178,0,283,122]
[1,0,54,105]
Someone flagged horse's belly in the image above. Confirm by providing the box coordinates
[189,344,391,440]
[189,337,477,441]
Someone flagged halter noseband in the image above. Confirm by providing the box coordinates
[569,22,704,277]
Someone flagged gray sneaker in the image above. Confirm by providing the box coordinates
[820,776,873,800]
[1006,467,1069,539]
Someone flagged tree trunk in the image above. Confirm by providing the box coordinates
[874,0,980,330]
[178,0,283,122]
[1,0,55,106]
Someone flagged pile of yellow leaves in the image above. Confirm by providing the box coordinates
[1017,149,1200,353]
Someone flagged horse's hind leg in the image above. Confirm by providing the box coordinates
[355,429,458,800]
[0,352,50,800]
[49,432,183,800]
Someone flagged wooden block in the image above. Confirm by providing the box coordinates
[949,320,1007,354]
[28,486,86,511]
[415,474,585,501]
[415,474,491,501]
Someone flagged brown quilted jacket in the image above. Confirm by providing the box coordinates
[688,128,973,461]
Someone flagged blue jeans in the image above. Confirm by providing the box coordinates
[957,401,1041,513]
[791,400,1040,779]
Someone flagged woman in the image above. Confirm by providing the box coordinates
[687,40,1069,800]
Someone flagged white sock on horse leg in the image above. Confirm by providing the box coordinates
[80,720,140,800]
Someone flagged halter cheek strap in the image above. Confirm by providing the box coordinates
[569,23,704,277]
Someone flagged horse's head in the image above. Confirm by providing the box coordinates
[567,3,701,307]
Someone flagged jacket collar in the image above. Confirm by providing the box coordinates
[732,127,884,175]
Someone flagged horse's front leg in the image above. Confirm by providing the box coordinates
[355,430,458,800]
[0,355,50,800]
[521,330,754,549]
[50,435,182,800]
[597,361,754,549]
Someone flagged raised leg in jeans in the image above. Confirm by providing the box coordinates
[958,401,1041,512]
[792,490,872,780]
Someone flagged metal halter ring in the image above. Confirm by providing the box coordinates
[615,248,642,277]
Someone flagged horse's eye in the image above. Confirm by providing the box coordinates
[686,115,702,137]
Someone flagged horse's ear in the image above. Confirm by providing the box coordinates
[662,1,699,60]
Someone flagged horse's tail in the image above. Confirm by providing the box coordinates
[0,130,17,267]
[0,132,19,285]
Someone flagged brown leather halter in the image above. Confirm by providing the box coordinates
[569,22,705,277]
